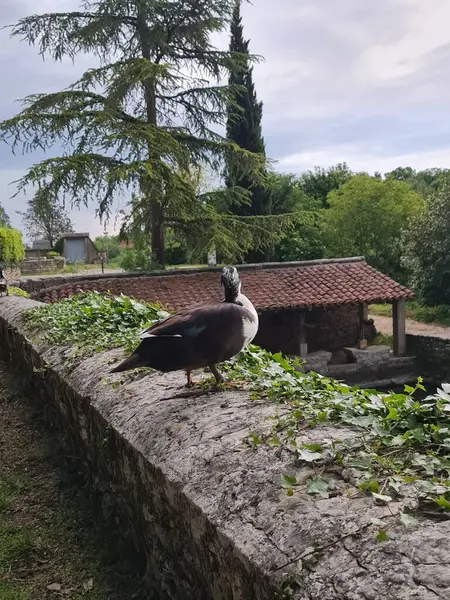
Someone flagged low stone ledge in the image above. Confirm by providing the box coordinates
[0,296,449,600]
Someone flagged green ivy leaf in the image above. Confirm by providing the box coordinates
[376,529,389,543]
[281,474,298,488]
[306,477,330,499]
[400,511,419,528]
[435,496,450,511]
[298,448,323,462]
[372,493,393,504]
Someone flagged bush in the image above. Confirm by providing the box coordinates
[119,248,157,272]
[7,287,30,298]
[403,185,450,305]
[165,238,188,266]
[47,251,60,258]
[0,228,24,265]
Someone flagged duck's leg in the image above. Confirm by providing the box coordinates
[185,369,193,387]
[209,364,224,385]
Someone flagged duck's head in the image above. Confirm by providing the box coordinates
[221,265,241,302]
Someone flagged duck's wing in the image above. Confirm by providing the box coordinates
[146,302,256,358]
[139,302,220,338]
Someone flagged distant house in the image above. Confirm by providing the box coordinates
[58,233,102,264]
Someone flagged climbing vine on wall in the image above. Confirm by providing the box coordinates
[0,227,25,265]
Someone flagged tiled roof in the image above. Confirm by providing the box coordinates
[32,258,415,311]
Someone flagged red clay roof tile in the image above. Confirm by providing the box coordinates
[31,259,415,310]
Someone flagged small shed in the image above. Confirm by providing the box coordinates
[58,233,101,264]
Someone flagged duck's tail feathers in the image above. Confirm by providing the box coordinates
[110,336,190,374]
[110,351,147,373]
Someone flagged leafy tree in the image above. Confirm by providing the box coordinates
[385,166,450,198]
[298,163,353,208]
[323,174,424,280]
[0,0,296,268]
[0,227,24,265]
[18,193,74,248]
[384,166,416,182]
[403,185,450,305]
[264,172,324,262]
[225,0,268,217]
[94,234,122,261]
[0,203,11,227]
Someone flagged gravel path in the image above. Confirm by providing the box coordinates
[370,314,450,339]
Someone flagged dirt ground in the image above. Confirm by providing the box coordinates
[370,314,450,340]
[0,360,146,600]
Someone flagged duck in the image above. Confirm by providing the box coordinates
[110,265,259,386]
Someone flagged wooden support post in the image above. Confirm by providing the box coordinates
[358,303,367,349]
[393,299,406,356]
[299,310,308,357]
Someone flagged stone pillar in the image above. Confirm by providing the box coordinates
[358,303,367,349]
[299,310,308,357]
[393,299,406,356]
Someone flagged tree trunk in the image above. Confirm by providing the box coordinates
[138,11,165,268]
[151,199,165,267]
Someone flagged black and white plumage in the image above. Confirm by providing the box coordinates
[110,266,259,386]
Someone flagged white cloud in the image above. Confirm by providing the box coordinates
[279,146,450,175]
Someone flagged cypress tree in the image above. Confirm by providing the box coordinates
[225,0,269,218]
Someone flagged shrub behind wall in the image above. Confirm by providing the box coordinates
[0,228,25,265]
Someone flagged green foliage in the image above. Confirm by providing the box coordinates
[7,287,30,298]
[93,235,122,261]
[226,345,450,518]
[0,228,25,266]
[261,172,325,262]
[324,174,424,280]
[225,1,269,222]
[408,302,450,326]
[402,185,450,305]
[0,203,11,227]
[298,163,353,208]
[0,0,287,267]
[23,291,168,354]
[47,250,60,258]
[385,166,450,198]
[118,231,157,272]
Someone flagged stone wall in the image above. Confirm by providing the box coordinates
[255,305,361,355]
[20,257,66,275]
[1,296,449,600]
[308,304,360,352]
[406,333,450,381]
[2,266,21,280]
[254,309,302,355]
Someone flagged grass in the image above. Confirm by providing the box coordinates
[369,332,393,346]
[370,301,450,327]
[0,360,144,600]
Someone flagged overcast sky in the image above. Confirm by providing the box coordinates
[1,0,450,239]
